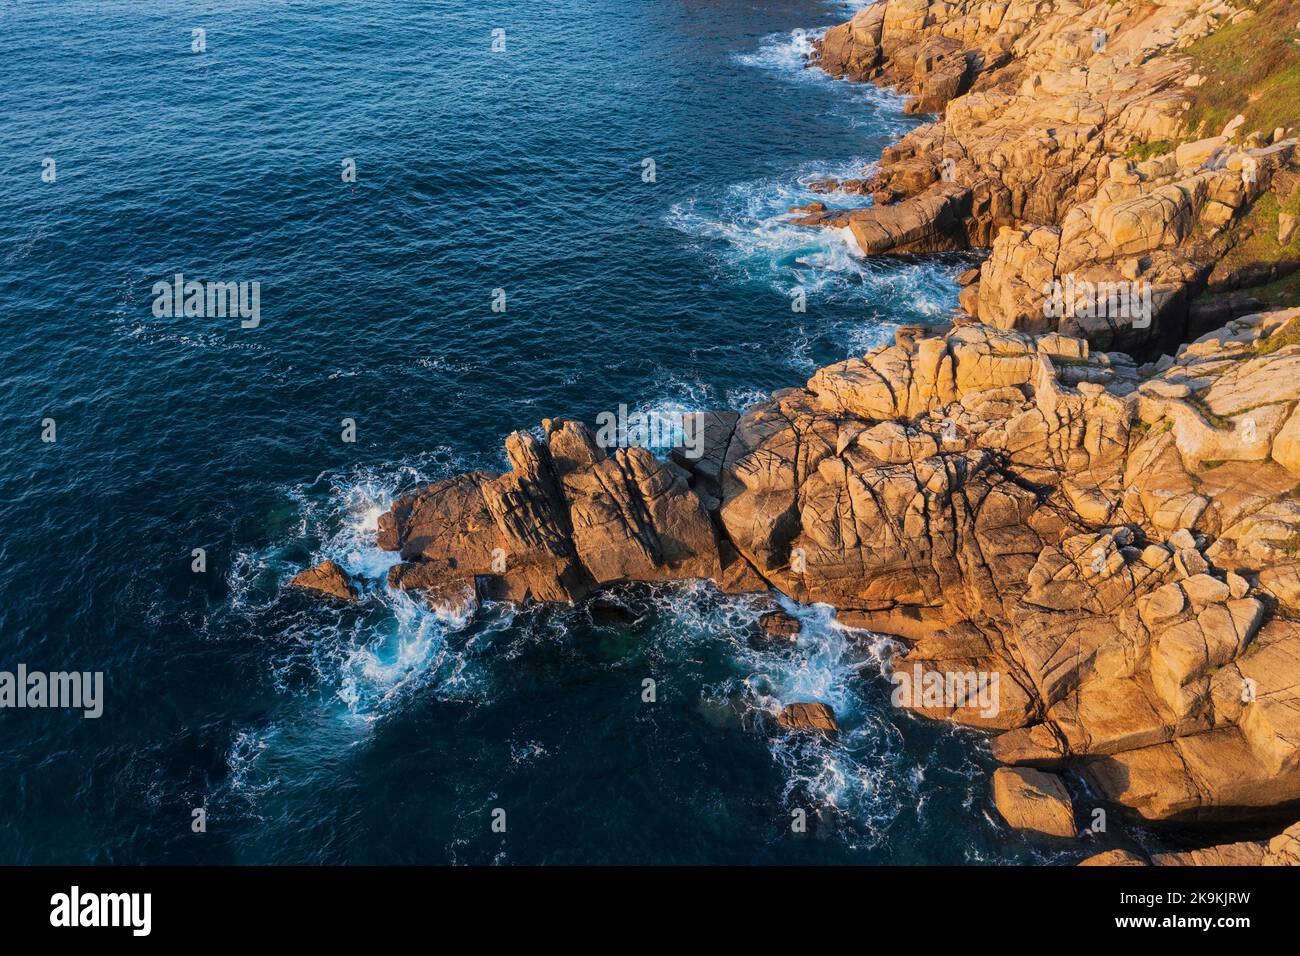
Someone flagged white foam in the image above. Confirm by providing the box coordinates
[665,163,876,301]
[667,168,963,361]
[733,28,821,75]
[666,23,963,370]
[639,581,922,845]
[226,728,276,797]
[225,448,501,727]
[732,27,912,128]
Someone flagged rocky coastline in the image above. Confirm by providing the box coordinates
[294,0,1300,864]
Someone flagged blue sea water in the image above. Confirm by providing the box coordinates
[0,0,1066,863]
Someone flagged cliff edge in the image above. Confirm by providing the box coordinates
[293,0,1300,853]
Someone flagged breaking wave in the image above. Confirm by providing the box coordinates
[221,9,983,856]
[670,27,967,366]
[226,448,506,715]
[218,449,512,810]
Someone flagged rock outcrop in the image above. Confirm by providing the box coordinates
[1152,821,1300,865]
[375,422,726,607]
[777,702,840,735]
[369,310,1300,832]
[281,0,1300,859]
[992,766,1077,840]
[1079,820,1300,864]
[1077,848,1149,866]
[757,609,802,644]
[289,560,358,602]
[809,0,1299,354]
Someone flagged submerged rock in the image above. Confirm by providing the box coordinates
[587,597,640,626]
[755,609,801,645]
[386,559,477,617]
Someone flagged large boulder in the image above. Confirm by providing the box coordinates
[776,702,839,735]
[844,182,973,256]
[756,609,801,645]
[991,767,1077,841]
[290,560,358,602]
[390,310,1300,826]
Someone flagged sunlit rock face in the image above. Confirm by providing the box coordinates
[362,307,1300,824]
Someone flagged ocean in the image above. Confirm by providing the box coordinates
[0,0,1063,863]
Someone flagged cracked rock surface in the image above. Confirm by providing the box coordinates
[375,312,1300,827]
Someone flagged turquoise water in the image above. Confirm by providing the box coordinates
[0,0,1061,863]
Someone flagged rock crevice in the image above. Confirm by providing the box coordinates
[810,0,1299,354]
[370,312,1300,829]
[293,0,1300,845]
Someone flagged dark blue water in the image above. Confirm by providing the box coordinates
[0,0,1060,864]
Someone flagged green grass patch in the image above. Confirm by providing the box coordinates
[1225,188,1300,312]
[1221,192,1283,271]
[1183,0,1300,139]
[1241,267,1300,311]
[1259,313,1300,352]
[1283,183,1300,217]
[1126,140,1174,161]
[1187,395,1234,429]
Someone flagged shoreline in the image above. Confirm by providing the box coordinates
[290,0,1300,864]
